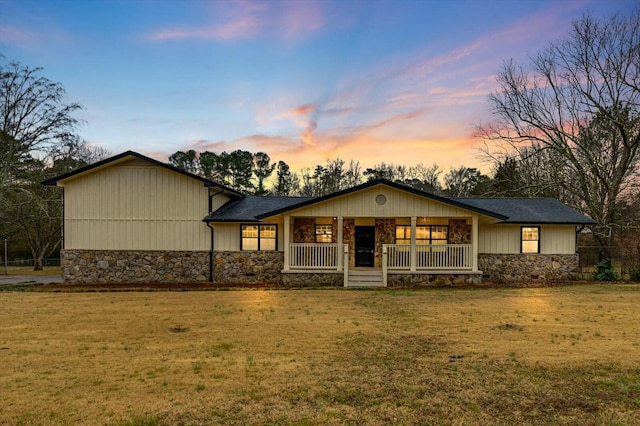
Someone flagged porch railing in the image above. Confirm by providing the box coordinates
[385,244,472,270]
[289,243,340,270]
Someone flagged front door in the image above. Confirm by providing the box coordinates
[355,226,375,267]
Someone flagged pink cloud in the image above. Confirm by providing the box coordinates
[0,23,72,48]
[145,0,325,43]
[147,16,260,42]
[0,25,35,42]
[280,0,324,40]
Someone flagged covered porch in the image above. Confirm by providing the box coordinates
[281,215,480,287]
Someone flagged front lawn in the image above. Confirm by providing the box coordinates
[1,285,638,425]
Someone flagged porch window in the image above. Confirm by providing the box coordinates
[315,224,333,243]
[241,224,277,251]
[395,225,449,245]
[521,226,540,253]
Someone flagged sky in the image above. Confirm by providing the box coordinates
[0,0,636,175]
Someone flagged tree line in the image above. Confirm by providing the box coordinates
[168,148,502,198]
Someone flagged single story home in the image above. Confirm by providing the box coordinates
[43,151,596,286]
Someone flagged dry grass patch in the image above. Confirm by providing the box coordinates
[0,285,639,425]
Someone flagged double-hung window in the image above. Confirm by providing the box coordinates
[241,224,277,251]
[315,224,333,243]
[521,226,540,253]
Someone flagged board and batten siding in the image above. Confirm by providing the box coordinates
[290,185,474,218]
[63,159,210,250]
[478,224,576,254]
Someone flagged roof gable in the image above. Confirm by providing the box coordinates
[42,150,244,197]
[255,179,507,220]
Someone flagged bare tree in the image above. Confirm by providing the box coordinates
[479,11,640,246]
[1,58,89,269]
[1,58,83,188]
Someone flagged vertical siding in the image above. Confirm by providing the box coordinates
[478,224,576,254]
[63,159,210,250]
[541,225,576,254]
[291,185,471,218]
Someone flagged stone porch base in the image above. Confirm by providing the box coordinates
[387,271,483,287]
[479,253,580,284]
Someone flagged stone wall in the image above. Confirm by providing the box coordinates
[293,218,315,243]
[448,219,471,244]
[343,219,355,267]
[282,272,343,287]
[388,273,482,287]
[213,251,284,284]
[61,250,210,284]
[375,219,395,268]
[478,253,580,284]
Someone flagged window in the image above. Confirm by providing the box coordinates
[315,224,333,243]
[521,226,540,253]
[396,225,411,245]
[395,225,449,245]
[241,224,277,251]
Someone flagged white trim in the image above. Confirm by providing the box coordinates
[283,215,290,271]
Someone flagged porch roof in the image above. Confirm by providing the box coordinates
[254,179,508,221]
[203,179,596,225]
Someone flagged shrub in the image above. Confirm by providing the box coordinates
[593,258,618,281]
[630,265,640,282]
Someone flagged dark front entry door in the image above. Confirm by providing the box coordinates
[355,226,375,267]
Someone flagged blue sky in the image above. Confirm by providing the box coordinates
[0,0,635,173]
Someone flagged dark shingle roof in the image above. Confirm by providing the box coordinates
[452,197,596,225]
[254,179,508,220]
[204,196,315,222]
[205,180,595,225]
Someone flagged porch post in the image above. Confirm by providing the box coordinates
[471,215,478,272]
[410,216,417,272]
[283,215,290,271]
[337,216,343,271]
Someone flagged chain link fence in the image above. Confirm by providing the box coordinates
[577,246,640,280]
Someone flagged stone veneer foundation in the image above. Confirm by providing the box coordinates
[213,251,284,284]
[62,250,581,287]
[478,253,580,284]
[387,272,482,287]
[61,250,210,284]
[282,272,344,287]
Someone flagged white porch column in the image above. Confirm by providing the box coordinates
[410,216,417,272]
[472,215,478,272]
[283,215,290,271]
[337,216,343,271]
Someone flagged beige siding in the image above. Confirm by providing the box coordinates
[214,224,240,251]
[478,224,576,254]
[63,159,210,250]
[211,193,232,211]
[289,185,473,218]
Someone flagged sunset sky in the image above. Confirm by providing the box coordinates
[1,0,635,174]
